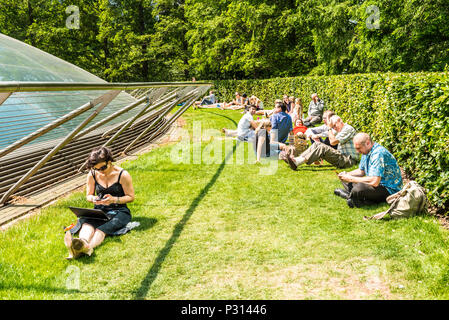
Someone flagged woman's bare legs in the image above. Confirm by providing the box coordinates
[89,229,106,250]
[256,134,266,163]
[71,224,106,256]
[79,223,95,243]
[70,224,96,256]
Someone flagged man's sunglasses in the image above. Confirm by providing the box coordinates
[94,164,108,171]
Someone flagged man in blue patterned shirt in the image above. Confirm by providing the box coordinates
[334,132,403,208]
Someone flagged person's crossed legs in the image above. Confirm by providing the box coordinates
[336,180,390,208]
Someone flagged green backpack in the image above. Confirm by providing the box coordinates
[365,181,428,220]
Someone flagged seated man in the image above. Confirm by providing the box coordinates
[303,93,325,127]
[305,110,337,149]
[334,132,403,208]
[270,101,293,144]
[285,115,359,170]
[222,105,257,141]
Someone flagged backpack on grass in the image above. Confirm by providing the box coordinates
[365,181,428,220]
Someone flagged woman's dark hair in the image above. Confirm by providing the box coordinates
[87,147,115,169]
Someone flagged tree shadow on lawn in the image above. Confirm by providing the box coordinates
[132,142,238,299]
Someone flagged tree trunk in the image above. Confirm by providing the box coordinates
[138,2,149,81]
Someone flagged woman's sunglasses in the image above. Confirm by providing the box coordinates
[94,163,108,171]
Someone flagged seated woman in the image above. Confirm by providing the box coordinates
[278,119,310,161]
[287,96,295,113]
[290,98,303,124]
[293,119,308,136]
[253,119,288,163]
[64,147,135,259]
[249,95,264,110]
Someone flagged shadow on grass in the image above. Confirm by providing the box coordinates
[133,141,238,299]
[200,110,238,127]
[132,217,158,232]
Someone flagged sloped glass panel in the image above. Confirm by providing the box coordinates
[0,34,140,149]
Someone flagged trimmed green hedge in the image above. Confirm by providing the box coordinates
[212,72,449,210]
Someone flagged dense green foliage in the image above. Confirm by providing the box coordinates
[211,72,449,210]
[1,0,448,81]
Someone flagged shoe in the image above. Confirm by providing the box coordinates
[334,188,350,200]
[347,198,362,208]
[347,199,355,208]
[71,238,93,256]
[286,155,297,171]
[279,151,288,162]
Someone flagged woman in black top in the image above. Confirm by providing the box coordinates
[64,147,135,259]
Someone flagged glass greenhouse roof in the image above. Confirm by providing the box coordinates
[0,33,139,150]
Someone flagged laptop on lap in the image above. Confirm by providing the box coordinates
[69,207,110,221]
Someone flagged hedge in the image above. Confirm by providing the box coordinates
[212,72,449,210]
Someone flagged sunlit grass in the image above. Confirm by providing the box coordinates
[1,108,449,299]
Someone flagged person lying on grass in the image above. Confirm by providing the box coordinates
[64,147,135,259]
[193,90,216,108]
[334,132,403,208]
[221,92,249,110]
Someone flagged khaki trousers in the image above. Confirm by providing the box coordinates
[300,142,358,168]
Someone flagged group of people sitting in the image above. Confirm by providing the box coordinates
[221,92,403,210]
[64,92,403,259]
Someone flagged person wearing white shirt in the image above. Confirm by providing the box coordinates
[222,105,258,141]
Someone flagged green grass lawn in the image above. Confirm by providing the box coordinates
[1,108,449,300]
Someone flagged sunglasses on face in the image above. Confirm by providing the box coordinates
[94,163,108,171]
